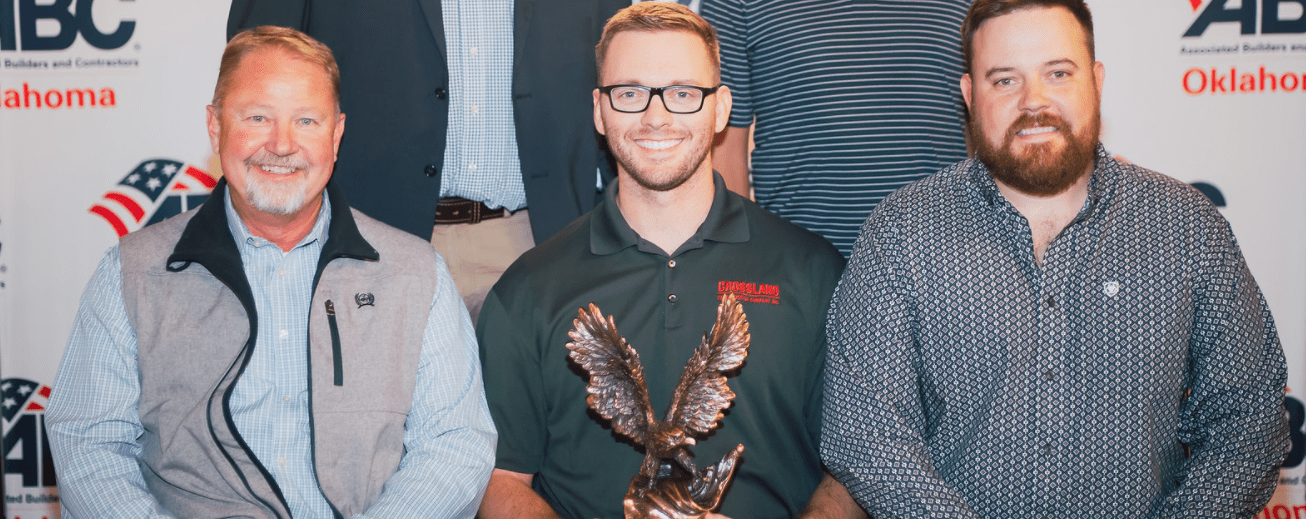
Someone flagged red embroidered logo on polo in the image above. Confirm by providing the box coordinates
[717,280,780,305]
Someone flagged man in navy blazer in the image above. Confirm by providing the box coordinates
[228,0,626,320]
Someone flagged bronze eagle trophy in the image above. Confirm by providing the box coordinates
[566,293,750,519]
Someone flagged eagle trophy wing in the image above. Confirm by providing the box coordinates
[566,303,656,447]
[665,293,750,436]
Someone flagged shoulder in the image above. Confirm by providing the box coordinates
[864,159,974,232]
[742,197,844,268]
[495,211,595,294]
[118,209,197,272]
[351,209,442,272]
[1105,160,1228,235]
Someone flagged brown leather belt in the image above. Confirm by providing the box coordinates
[434,196,507,225]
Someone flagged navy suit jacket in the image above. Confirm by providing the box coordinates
[228,0,624,243]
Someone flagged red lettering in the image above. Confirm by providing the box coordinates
[99,87,115,106]
[44,89,63,108]
[23,82,41,108]
[718,281,727,292]
[3,88,18,108]
[1183,68,1207,94]
[66,88,96,107]
[1211,68,1227,93]
[1259,66,1278,91]
[1283,72,1300,92]
[1293,504,1306,519]
[1239,73,1256,92]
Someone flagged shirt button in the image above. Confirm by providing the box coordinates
[1044,368,1055,381]
[277,268,285,277]
[433,87,448,100]
[278,457,287,467]
[471,104,479,114]
[667,294,678,303]
[468,163,478,171]
[1042,443,1052,456]
[425,164,439,177]
[279,330,289,340]
[668,259,676,268]
[283,395,292,403]
[469,46,478,55]
[1046,296,1056,308]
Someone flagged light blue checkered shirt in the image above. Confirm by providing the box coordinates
[47,191,496,518]
[440,0,526,211]
[224,191,336,517]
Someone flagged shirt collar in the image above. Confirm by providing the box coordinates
[968,143,1120,221]
[590,171,750,256]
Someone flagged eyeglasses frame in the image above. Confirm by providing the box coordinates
[598,84,723,114]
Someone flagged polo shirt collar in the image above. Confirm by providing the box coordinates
[590,171,750,256]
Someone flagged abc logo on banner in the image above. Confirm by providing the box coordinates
[2,379,60,512]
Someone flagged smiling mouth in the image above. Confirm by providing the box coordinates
[1016,126,1058,136]
[258,165,297,174]
[635,139,682,150]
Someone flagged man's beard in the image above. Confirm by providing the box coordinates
[610,133,710,193]
[242,151,313,215]
[970,110,1100,197]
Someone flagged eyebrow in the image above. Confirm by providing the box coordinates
[983,59,1080,79]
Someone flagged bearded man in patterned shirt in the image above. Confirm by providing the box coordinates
[819,0,1289,518]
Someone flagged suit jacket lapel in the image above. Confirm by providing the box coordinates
[513,0,535,96]
[417,0,446,62]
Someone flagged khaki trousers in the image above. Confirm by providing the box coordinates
[430,209,535,325]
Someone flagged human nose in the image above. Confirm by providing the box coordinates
[640,92,673,127]
[1020,79,1051,113]
[267,119,298,156]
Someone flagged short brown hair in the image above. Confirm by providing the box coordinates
[595,2,721,83]
[961,0,1095,75]
[212,26,340,113]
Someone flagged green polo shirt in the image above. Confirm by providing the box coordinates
[477,173,844,519]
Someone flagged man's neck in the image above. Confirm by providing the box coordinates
[995,168,1092,266]
[232,196,324,252]
[615,169,715,255]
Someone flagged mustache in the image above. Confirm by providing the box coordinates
[244,151,309,173]
[1006,112,1069,140]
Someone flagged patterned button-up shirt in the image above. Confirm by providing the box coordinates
[822,145,1288,518]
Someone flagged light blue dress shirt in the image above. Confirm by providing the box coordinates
[47,190,496,518]
[440,0,526,211]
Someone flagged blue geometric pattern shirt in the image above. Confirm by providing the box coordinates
[440,0,526,211]
[822,146,1289,518]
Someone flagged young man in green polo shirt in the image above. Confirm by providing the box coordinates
[474,3,858,519]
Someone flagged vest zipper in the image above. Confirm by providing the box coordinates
[325,300,343,386]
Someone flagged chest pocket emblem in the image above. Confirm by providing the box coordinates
[355,292,375,308]
[1103,281,1120,297]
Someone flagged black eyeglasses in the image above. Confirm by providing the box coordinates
[598,84,722,114]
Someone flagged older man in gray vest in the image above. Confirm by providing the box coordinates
[47,26,495,519]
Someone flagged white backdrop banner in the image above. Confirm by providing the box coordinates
[0,0,229,517]
[0,0,1302,518]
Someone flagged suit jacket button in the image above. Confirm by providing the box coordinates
[424,164,439,177]
[434,87,448,100]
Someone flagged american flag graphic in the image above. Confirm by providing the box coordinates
[90,159,219,237]
[2,378,51,424]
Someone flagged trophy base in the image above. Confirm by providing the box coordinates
[623,444,744,519]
